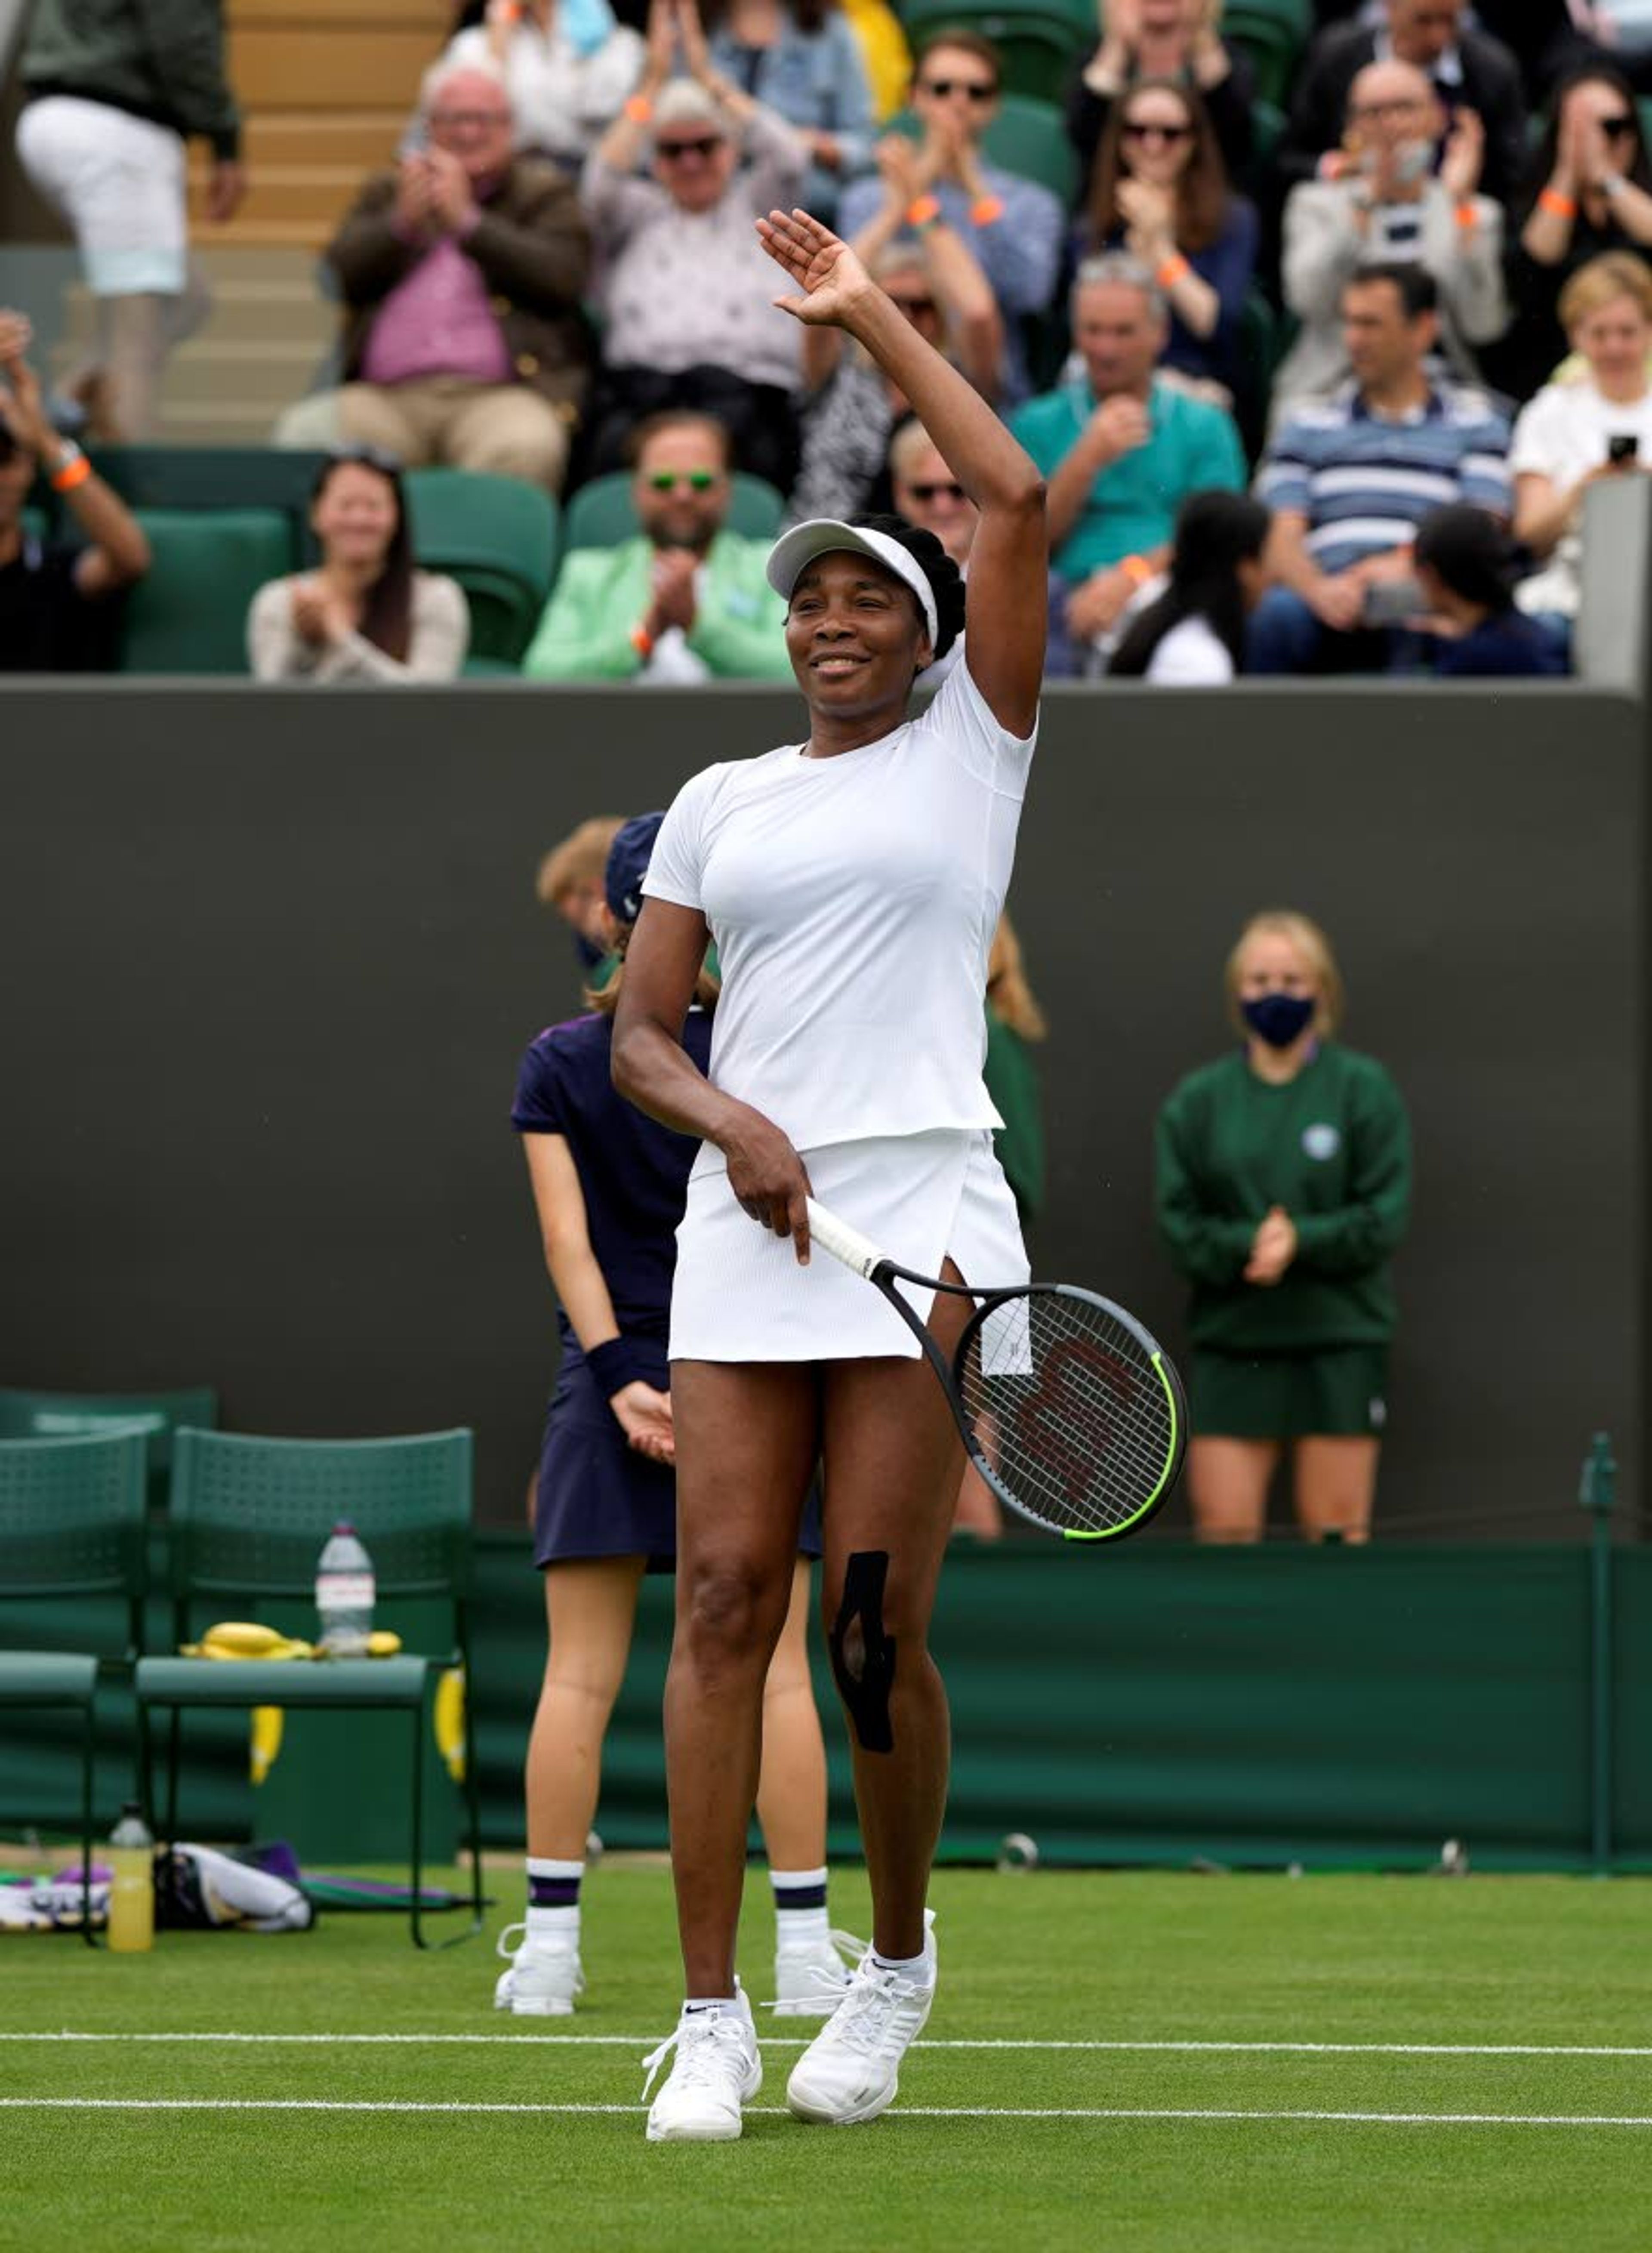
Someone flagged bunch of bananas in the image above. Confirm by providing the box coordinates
[179,1621,404,1661]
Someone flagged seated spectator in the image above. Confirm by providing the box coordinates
[1108,488,1273,682]
[0,309,149,673]
[247,448,468,682]
[889,416,976,681]
[1511,252,1652,636]
[577,0,808,491]
[1494,65,1652,404]
[439,0,645,172]
[1280,0,1527,208]
[1249,265,1511,676]
[300,61,591,491]
[522,410,792,678]
[787,145,1000,524]
[836,28,1063,407]
[1079,76,1257,396]
[537,812,626,977]
[1009,253,1246,657]
[1067,0,1254,190]
[704,0,873,219]
[1275,60,1506,413]
[1412,503,1569,675]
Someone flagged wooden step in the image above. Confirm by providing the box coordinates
[230,111,407,171]
[228,26,444,108]
[229,0,450,26]
[188,161,377,228]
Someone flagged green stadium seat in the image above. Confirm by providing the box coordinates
[403,467,561,667]
[0,1386,218,1514]
[1221,0,1310,110]
[563,469,785,551]
[86,448,329,573]
[890,92,1079,205]
[900,3,1088,104]
[118,509,293,674]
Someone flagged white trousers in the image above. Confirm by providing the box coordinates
[16,96,189,296]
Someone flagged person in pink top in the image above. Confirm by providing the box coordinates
[311,60,592,489]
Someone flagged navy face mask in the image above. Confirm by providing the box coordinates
[1241,992,1316,1049]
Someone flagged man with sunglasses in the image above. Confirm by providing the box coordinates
[835,29,1063,406]
[1282,0,1527,206]
[522,410,792,680]
[0,310,150,673]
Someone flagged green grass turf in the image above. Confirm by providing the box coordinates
[7,1866,1652,2251]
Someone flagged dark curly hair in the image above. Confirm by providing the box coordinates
[850,511,967,664]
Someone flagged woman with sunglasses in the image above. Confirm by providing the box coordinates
[247,448,469,682]
[1496,64,1652,402]
[1080,76,1254,395]
[1067,0,1254,191]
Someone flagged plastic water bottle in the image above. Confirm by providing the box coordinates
[315,1520,375,1655]
[108,1803,154,1954]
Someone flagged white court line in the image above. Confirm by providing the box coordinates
[3,2098,1651,2128]
[7,2032,1652,2059]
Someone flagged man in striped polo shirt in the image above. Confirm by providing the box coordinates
[1248,264,1511,673]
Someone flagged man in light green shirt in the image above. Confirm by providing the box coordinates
[522,411,792,682]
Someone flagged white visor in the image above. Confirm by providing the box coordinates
[766,518,939,646]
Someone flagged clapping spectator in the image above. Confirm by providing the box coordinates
[522,411,792,679]
[577,0,808,489]
[1510,253,1652,639]
[787,140,1000,523]
[1080,77,1257,395]
[1274,61,1506,412]
[1009,253,1245,658]
[15,0,246,440]
[0,310,150,671]
[438,0,646,171]
[1411,504,1568,675]
[247,448,468,682]
[703,0,873,219]
[1068,0,1254,188]
[304,62,591,490]
[1495,66,1652,403]
[835,30,1064,406]
[1108,489,1273,682]
[1281,0,1527,207]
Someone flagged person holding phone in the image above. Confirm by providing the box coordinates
[1510,251,1652,639]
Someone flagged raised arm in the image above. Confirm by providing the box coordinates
[758,207,1045,733]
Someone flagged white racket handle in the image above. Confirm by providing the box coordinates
[804,1197,887,1279]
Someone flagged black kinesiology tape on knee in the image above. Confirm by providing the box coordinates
[828,1549,896,1755]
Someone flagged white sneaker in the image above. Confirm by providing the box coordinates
[642,1986,763,2142]
[772,1927,865,2018]
[786,1912,936,2126]
[493,1922,584,2017]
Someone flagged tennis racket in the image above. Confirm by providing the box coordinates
[804,1197,1185,1543]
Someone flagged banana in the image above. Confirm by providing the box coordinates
[434,1666,466,1782]
[250,1706,284,1784]
[367,1630,402,1657]
[199,1621,287,1657]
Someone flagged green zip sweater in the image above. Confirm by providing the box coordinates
[23,0,240,160]
[1153,1043,1411,1353]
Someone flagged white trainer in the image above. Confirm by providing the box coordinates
[772,1927,865,2018]
[642,1986,763,2142]
[785,1912,936,2126]
[493,1922,584,2017]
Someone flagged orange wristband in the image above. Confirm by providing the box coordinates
[623,93,653,124]
[906,193,941,228]
[1538,186,1578,219]
[1454,200,1478,231]
[50,452,92,493]
[1155,252,1191,289]
[970,193,1004,227]
[1119,553,1153,588]
[630,622,654,660]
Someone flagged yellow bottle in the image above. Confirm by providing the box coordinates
[108,1802,154,1953]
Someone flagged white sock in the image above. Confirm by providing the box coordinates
[771,1864,829,1945]
[871,1947,928,1975]
[525,1855,582,1943]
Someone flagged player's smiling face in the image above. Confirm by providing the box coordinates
[785,552,933,714]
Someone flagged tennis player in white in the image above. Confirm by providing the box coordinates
[612,203,1047,2142]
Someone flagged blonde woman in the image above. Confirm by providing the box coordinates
[1154,911,1411,1546]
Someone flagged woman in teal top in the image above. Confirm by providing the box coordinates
[1154,910,1411,1546]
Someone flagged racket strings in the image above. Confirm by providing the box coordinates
[957,1291,1177,1535]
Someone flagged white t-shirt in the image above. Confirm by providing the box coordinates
[643,659,1037,1163]
[1509,378,1652,620]
[1145,614,1235,685]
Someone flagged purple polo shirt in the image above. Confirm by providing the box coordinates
[361,225,513,388]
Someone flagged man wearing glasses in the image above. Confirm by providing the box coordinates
[521,411,792,680]
[835,30,1063,407]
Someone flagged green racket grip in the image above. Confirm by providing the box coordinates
[804,1197,887,1280]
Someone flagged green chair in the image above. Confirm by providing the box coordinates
[0,1386,218,1514]
[134,1427,482,1947]
[404,467,561,666]
[563,469,785,551]
[118,509,293,674]
[1221,0,1310,110]
[900,4,1088,104]
[0,1428,150,1945]
[87,448,329,571]
[889,92,1079,206]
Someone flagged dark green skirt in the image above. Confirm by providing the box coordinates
[1189,1346,1390,1441]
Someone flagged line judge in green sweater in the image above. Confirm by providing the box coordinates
[522,411,794,682]
[1154,909,1411,1547]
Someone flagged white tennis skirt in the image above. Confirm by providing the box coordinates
[669,1127,1028,1364]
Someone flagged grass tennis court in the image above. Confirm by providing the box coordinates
[9,1864,1652,2249]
